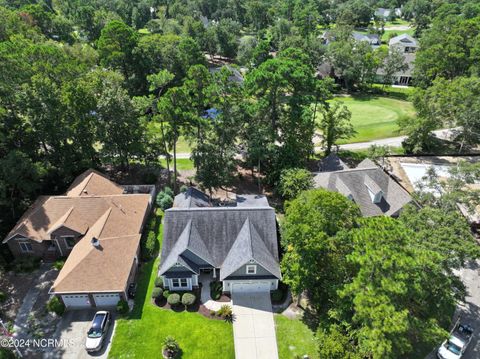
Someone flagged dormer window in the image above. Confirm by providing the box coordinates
[246,265,257,275]
[364,176,383,204]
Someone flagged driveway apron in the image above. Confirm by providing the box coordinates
[232,291,279,359]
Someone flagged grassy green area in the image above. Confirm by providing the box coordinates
[381,27,415,42]
[329,95,416,143]
[275,315,318,359]
[109,211,234,359]
[176,136,192,153]
[160,158,194,171]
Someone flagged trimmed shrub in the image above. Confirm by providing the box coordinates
[180,185,188,193]
[152,287,163,299]
[0,291,7,303]
[181,293,196,307]
[167,293,180,306]
[163,186,174,197]
[158,195,173,210]
[162,290,171,299]
[209,310,216,317]
[47,297,65,316]
[154,276,164,288]
[116,299,129,314]
[142,231,156,260]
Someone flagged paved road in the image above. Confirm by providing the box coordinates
[426,260,480,359]
[337,128,455,151]
[166,129,456,158]
[453,260,480,359]
[232,291,279,359]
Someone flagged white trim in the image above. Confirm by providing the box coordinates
[54,238,64,256]
[169,277,192,291]
[246,265,257,275]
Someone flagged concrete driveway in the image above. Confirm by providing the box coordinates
[426,260,480,359]
[44,309,116,359]
[232,291,279,359]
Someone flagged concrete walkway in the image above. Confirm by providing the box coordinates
[199,274,232,311]
[232,291,279,359]
[13,265,53,339]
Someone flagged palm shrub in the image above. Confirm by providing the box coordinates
[217,304,233,322]
[181,293,196,308]
[162,336,180,358]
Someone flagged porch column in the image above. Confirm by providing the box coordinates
[213,268,216,279]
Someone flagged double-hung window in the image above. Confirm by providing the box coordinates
[19,242,33,253]
[171,278,189,288]
[63,236,76,249]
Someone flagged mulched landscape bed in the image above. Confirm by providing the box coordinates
[152,289,232,321]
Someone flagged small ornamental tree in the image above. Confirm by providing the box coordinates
[181,293,196,308]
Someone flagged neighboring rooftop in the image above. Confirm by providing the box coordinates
[389,33,417,47]
[313,156,412,217]
[66,169,124,197]
[5,168,152,293]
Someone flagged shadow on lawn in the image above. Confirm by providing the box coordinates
[129,259,156,320]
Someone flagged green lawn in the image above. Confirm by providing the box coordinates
[275,315,318,359]
[329,95,416,143]
[109,212,234,359]
[381,28,415,42]
[160,158,194,171]
[176,136,192,153]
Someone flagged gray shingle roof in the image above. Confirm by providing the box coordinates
[319,153,350,172]
[313,160,412,217]
[220,218,281,280]
[173,187,211,208]
[159,193,280,279]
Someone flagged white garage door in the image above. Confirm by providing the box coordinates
[232,281,271,293]
[93,293,120,307]
[62,294,91,309]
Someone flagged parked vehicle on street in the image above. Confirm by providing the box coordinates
[85,311,111,353]
[437,322,474,359]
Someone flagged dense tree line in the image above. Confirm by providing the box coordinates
[281,188,479,358]
[403,0,480,152]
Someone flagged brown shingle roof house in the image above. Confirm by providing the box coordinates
[3,169,155,309]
